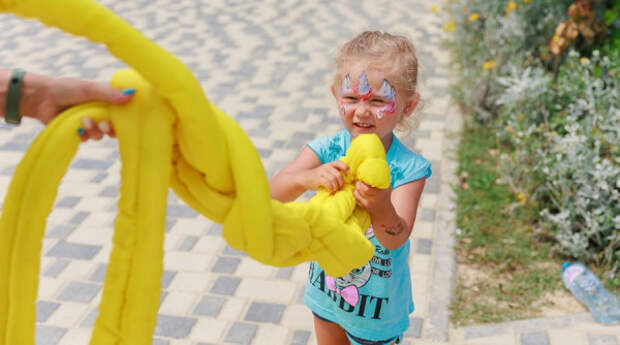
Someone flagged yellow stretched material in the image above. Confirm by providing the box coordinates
[0,1,391,345]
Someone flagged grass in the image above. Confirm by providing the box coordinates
[449,119,567,326]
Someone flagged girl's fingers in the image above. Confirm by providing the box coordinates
[97,120,116,137]
[332,161,350,173]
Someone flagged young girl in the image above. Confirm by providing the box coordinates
[269,31,431,345]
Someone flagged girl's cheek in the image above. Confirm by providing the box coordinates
[375,102,396,119]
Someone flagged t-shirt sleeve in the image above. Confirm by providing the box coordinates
[392,155,432,189]
[306,135,332,164]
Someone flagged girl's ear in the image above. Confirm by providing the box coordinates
[402,92,420,118]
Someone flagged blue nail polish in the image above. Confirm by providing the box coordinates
[122,88,136,95]
[77,128,85,135]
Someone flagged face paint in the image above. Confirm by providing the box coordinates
[338,71,397,119]
[375,79,396,119]
[355,71,373,101]
[341,74,353,95]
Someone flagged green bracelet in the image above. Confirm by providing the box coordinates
[5,69,25,125]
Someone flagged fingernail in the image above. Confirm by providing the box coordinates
[98,121,110,133]
[81,117,93,130]
[77,128,85,135]
[122,88,136,95]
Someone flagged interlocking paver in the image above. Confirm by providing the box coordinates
[193,295,227,317]
[224,322,259,345]
[245,302,286,324]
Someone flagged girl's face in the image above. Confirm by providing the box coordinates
[332,68,417,148]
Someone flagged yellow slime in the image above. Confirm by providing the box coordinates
[0,1,391,344]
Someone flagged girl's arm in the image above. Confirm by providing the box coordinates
[354,178,425,250]
[269,146,349,202]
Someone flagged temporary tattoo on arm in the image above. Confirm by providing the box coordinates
[383,222,406,236]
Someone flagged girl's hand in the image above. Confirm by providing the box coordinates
[302,161,349,194]
[78,117,115,142]
[353,180,392,215]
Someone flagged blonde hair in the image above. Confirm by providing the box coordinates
[333,31,422,134]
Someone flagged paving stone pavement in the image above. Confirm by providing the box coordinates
[1,1,619,345]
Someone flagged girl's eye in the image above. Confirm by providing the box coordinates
[344,96,357,100]
[371,99,385,104]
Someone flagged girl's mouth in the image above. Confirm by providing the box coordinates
[354,122,374,129]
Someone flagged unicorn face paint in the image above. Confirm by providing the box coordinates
[338,71,397,120]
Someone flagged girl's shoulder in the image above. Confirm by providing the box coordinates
[306,130,350,164]
[387,136,432,188]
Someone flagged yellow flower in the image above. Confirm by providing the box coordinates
[552,35,561,42]
[523,0,532,3]
[469,13,479,22]
[550,131,557,137]
[443,20,456,32]
[517,193,527,204]
[505,125,513,132]
[505,1,517,14]
[483,60,497,70]
[580,57,590,65]
[431,5,439,14]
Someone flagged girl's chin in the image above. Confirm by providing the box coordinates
[351,126,376,136]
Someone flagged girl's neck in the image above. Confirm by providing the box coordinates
[380,133,394,152]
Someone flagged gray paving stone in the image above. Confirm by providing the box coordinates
[208,223,223,236]
[56,196,81,208]
[425,161,441,194]
[588,334,619,345]
[58,282,101,303]
[100,185,118,197]
[71,158,114,170]
[211,276,241,296]
[161,270,177,289]
[44,259,70,277]
[46,241,101,260]
[419,208,436,222]
[1,133,36,151]
[165,217,176,232]
[47,224,76,239]
[291,330,311,345]
[37,300,60,322]
[153,315,197,339]
[244,302,285,324]
[223,245,248,256]
[91,172,107,183]
[224,322,258,345]
[404,317,424,338]
[415,238,432,255]
[90,263,107,282]
[152,339,170,345]
[35,325,67,345]
[193,295,226,317]
[178,235,199,251]
[520,331,550,345]
[276,267,295,279]
[167,204,198,218]
[211,256,241,273]
[81,308,98,328]
[68,211,89,225]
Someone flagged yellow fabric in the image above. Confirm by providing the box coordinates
[0,1,391,345]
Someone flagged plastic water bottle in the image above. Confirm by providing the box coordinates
[562,262,620,324]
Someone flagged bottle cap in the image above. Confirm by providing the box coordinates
[562,262,572,272]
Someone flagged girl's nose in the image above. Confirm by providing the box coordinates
[354,103,373,117]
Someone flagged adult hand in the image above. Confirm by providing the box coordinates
[17,72,135,125]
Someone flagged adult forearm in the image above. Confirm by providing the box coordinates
[0,69,50,120]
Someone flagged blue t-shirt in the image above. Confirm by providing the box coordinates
[304,130,431,340]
